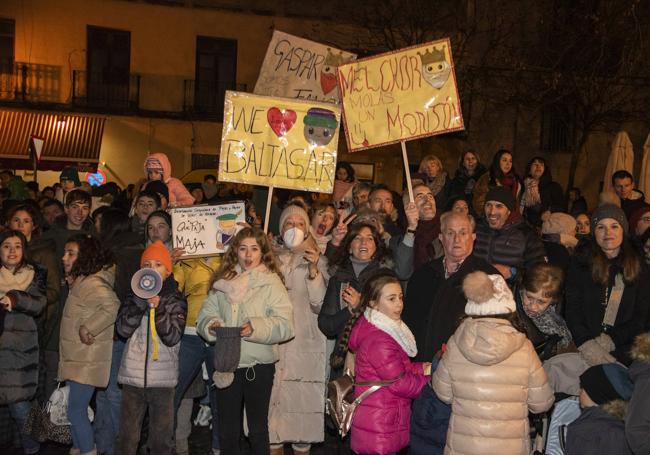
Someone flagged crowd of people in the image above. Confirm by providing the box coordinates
[0,147,649,455]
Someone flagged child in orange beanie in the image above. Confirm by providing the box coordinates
[115,240,187,455]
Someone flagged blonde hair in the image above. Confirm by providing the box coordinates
[522,263,564,301]
[418,155,443,174]
[209,227,284,288]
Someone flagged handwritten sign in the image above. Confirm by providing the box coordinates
[337,38,464,152]
[218,91,340,193]
[170,202,245,258]
[254,30,357,104]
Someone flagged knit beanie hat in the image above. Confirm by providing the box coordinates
[60,166,81,187]
[463,271,516,316]
[212,326,242,389]
[629,206,650,235]
[485,186,516,212]
[140,240,172,273]
[542,212,577,236]
[279,203,310,234]
[580,363,633,405]
[590,203,628,235]
[144,180,169,203]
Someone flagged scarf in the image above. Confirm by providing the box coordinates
[521,292,572,348]
[0,265,34,296]
[521,177,542,208]
[425,172,447,196]
[500,174,519,198]
[413,217,441,271]
[364,307,417,357]
[213,264,267,307]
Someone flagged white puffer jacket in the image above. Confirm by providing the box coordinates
[431,317,554,455]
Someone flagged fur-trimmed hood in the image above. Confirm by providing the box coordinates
[630,332,650,364]
[601,399,629,421]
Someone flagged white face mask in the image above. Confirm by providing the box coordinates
[283,227,305,249]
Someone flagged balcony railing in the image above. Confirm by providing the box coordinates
[0,62,62,103]
[72,70,141,111]
[183,80,247,121]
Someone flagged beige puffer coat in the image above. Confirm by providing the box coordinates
[431,317,554,455]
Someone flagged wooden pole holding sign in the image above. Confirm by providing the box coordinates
[401,141,414,203]
[263,186,274,234]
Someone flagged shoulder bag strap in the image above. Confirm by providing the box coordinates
[603,273,624,328]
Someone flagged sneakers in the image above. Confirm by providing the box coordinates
[193,404,212,427]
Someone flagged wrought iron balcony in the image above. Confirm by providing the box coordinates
[183,80,246,121]
[72,69,141,112]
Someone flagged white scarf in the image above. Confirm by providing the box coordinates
[364,307,417,357]
[213,263,267,307]
[0,265,34,296]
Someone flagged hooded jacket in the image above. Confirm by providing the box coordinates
[626,332,650,454]
[431,317,554,455]
[143,153,195,206]
[349,315,428,455]
[0,264,47,404]
[620,189,649,221]
[566,401,632,455]
[58,267,120,388]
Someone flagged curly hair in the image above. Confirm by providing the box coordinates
[208,227,284,289]
[0,230,30,274]
[5,203,43,238]
[330,270,400,370]
[310,201,339,235]
[66,233,114,279]
[330,222,387,271]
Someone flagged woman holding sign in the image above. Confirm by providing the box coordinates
[268,203,330,455]
[197,227,293,455]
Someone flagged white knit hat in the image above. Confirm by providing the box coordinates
[279,203,310,233]
[463,271,516,316]
[541,211,577,236]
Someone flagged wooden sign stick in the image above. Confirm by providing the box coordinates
[401,141,414,203]
[263,185,274,234]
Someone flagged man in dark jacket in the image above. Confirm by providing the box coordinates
[473,186,546,285]
[566,363,634,455]
[403,211,497,362]
[42,189,94,260]
[626,332,650,454]
[613,170,649,220]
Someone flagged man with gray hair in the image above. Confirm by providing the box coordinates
[403,211,498,362]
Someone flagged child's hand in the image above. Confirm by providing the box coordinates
[0,295,12,312]
[240,322,254,337]
[208,319,221,334]
[171,248,185,264]
[147,296,160,309]
[422,362,432,375]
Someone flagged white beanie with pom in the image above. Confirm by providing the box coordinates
[463,271,516,316]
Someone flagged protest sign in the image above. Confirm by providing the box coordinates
[170,202,245,258]
[218,91,341,194]
[254,30,356,104]
[337,38,464,152]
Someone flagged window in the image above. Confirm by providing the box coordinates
[86,26,131,107]
[0,18,14,73]
[194,36,237,121]
[540,105,573,153]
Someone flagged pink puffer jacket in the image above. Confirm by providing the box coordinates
[349,315,428,455]
[143,152,195,206]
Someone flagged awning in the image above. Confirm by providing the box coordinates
[0,109,106,171]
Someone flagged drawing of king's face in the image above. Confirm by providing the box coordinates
[420,47,452,89]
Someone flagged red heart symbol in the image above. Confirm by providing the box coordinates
[320,70,338,95]
[267,108,297,137]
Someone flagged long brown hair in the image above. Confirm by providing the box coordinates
[591,237,641,285]
[330,271,399,370]
[208,227,283,289]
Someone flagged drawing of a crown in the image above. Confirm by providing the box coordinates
[324,49,351,67]
[418,46,447,65]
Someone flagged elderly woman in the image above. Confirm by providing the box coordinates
[269,203,330,455]
[416,154,449,209]
[566,204,650,366]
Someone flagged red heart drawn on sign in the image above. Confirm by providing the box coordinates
[320,71,338,95]
[267,108,297,137]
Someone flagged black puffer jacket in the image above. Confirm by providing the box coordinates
[565,244,650,364]
[626,332,650,455]
[473,216,546,276]
[0,264,47,404]
[27,236,61,343]
[403,255,497,362]
[566,401,632,455]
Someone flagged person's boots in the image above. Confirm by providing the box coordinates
[270,445,284,455]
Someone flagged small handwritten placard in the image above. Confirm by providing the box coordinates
[170,202,245,258]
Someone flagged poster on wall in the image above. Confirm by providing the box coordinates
[218,91,341,194]
[254,30,357,104]
[337,38,464,152]
[170,202,245,258]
